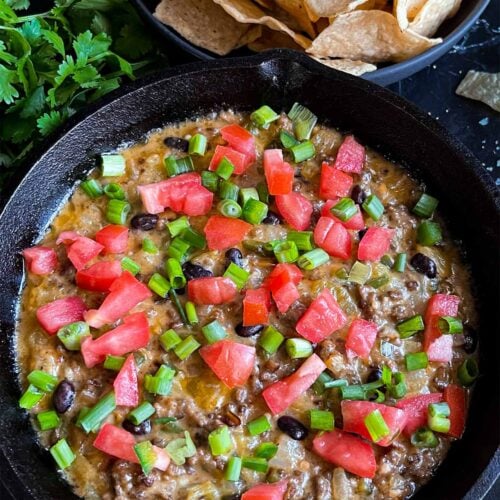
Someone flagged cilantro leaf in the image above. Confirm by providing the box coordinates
[54,55,76,86]
[73,65,100,86]
[6,0,30,9]
[37,110,66,136]
[0,64,19,104]
[19,86,46,118]
[41,29,65,57]
[115,23,152,59]
[73,31,111,64]
[19,18,42,44]
[90,11,112,35]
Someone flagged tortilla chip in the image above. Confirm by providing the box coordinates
[409,0,461,37]
[248,27,305,51]
[254,0,274,8]
[394,0,428,29]
[456,71,500,112]
[154,0,250,55]
[235,25,263,48]
[213,0,312,49]
[274,0,317,37]
[305,0,371,17]
[306,10,442,63]
[312,56,377,75]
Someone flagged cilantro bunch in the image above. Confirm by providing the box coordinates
[0,0,166,191]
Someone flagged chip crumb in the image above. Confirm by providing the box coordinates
[456,71,500,112]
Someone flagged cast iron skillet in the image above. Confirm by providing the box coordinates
[0,50,498,499]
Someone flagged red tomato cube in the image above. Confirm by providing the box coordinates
[322,199,365,230]
[188,277,238,305]
[204,215,252,251]
[265,263,303,292]
[36,296,87,335]
[264,149,294,195]
[395,393,443,436]
[444,384,466,438]
[60,235,104,271]
[275,192,313,231]
[221,124,256,162]
[241,480,288,500]
[314,216,352,259]
[272,281,300,314]
[113,354,138,407]
[95,225,129,254]
[243,288,270,326]
[345,319,378,359]
[76,260,122,293]
[22,246,58,275]
[319,162,353,200]
[357,226,394,262]
[333,135,365,174]
[182,184,214,216]
[208,145,250,175]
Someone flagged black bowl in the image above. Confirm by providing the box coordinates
[0,51,498,499]
[130,0,490,85]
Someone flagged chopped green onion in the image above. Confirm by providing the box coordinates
[297,248,329,270]
[37,410,60,431]
[106,199,130,225]
[166,430,196,465]
[57,321,90,351]
[458,358,479,386]
[103,182,126,200]
[164,155,194,177]
[180,227,206,249]
[287,231,314,251]
[396,315,425,339]
[367,274,388,289]
[367,389,386,403]
[279,130,299,149]
[218,199,242,218]
[225,456,242,481]
[428,402,451,433]
[247,415,271,436]
[160,329,182,351]
[255,442,278,459]
[239,187,259,207]
[417,220,442,246]
[201,171,219,192]
[103,355,125,371]
[285,338,313,359]
[167,216,190,237]
[50,438,75,469]
[259,326,284,354]
[121,257,140,275]
[438,316,463,334]
[144,365,175,395]
[19,384,43,409]
[127,401,156,425]
[381,365,392,385]
[336,268,349,279]
[216,157,235,180]
[256,182,269,203]
[251,105,279,129]
[348,261,371,285]
[405,352,429,371]
[148,273,171,298]
[362,194,384,221]
[219,180,240,201]
[81,179,103,198]
[413,194,439,218]
[340,385,366,401]
[27,370,58,393]
[176,157,195,174]
[165,258,186,289]
[273,240,299,263]
[242,456,268,473]
[134,441,156,475]
[364,409,390,442]
[101,154,125,176]
[202,320,228,344]
[330,197,357,221]
[188,134,207,156]
[380,254,394,268]
[223,262,250,289]
[242,198,268,225]
[169,288,188,324]
[411,427,439,448]
[167,237,191,262]
[394,253,407,272]
[387,372,407,399]
[174,335,200,360]
[310,409,334,431]
[208,426,233,455]
[80,392,116,433]
[185,301,199,325]
[288,102,317,140]
[290,140,316,163]
[313,372,348,394]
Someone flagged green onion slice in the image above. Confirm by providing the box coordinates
[438,316,463,334]
[37,410,60,431]
[405,352,429,371]
[348,261,371,285]
[310,409,334,431]
[50,438,76,469]
[413,193,439,218]
[411,427,439,448]
[223,262,250,289]
[174,335,200,360]
[458,358,479,386]
[160,329,182,351]
[241,456,268,473]
[167,216,190,237]
[201,171,219,193]
[185,301,199,325]
[106,199,130,225]
[165,258,186,288]
[427,402,451,433]
[19,384,43,409]
[239,187,259,207]
[202,320,228,344]
[121,257,140,275]
[362,194,384,221]
[242,198,268,225]
[167,237,191,262]
[80,392,116,433]
[285,338,313,359]
[166,431,196,465]
[208,426,233,456]
[218,199,242,218]
[188,134,207,156]
[216,157,235,180]
[247,415,271,436]
[101,154,125,177]
[297,248,329,270]
[288,102,317,140]
[81,179,103,198]
[134,441,157,475]
[255,442,278,460]
[219,180,240,201]
[330,197,357,221]
[287,231,314,251]
[103,182,126,200]
[290,140,315,163]
[180,227,206,249]
[259,326,284,354]
[251,105,279,129]
[417,220,442,246]
[127,401,156,425]
[396,315,425,339]
[142,237,158,254]
[394,252,407,273]
[364,409,390,442]
[273,240,299,263]
[279,130,299,149]
[225,456,242,481]
[57,321,90,351]
[27,370,58,393]
[148,273,171,298]
[103,355,126,371]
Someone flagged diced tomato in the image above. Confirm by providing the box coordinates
[264,149,294,195]
[81,312,150,368]
[200,340,256,388]
[313,429,376,479]
[36,296,87,335]
[204,215,252,251]
[56,231,79,245]
[296,289,347,343]
[181,184,214,216]
[84,271,152,328]
[264,263,303,292]
[113,354,138,407]
[76,260,122,293]
[272,281,300,314]
[188,277,238,305]
[333,135,365,174]
[241,479,288,500]
[345,319,378,359]
[262,354,326,414]
[313,216,352,259]
[95,225,129,254]
[395,393,443,436]
[319,162,353,200]
[243,288,270,326]
[444,384,466,438]
[423,294,460,363]
[208,145,250,175]
[321,199,365,230]
[22,246,58,275]
[59,234,104,271]
[221,124,256,161]
[341,400,408,446]
[357,226,394,262]
[275,192,313,231]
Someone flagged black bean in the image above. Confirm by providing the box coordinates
[182,262,213,281]
[463,327,478,354]
[122,419,152,435]
[235,323,264,337]
[277,416,308,440]
[410,253,437,278]
[358,228,368,240]
[131,213,158,231]
[351,185,367,205]
[52,380,75,414]
[164,136,189,152]
[175,287,186,295]
[225,248,243,268]
[262,211,281,225]
[366,367,383,384]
